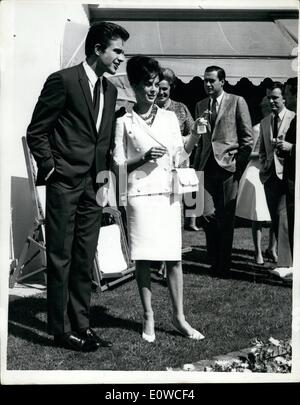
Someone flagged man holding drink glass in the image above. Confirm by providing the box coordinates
[193,66,253,276]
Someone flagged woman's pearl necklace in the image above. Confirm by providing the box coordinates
[136,104,157,122]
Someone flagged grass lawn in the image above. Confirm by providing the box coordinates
[7,224,292,371]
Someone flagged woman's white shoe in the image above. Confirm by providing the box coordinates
[142,331,156,343]
[172,322,205,341]
[142,320,155,342]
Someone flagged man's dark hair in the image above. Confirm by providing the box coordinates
[270,81,284,93]
[126,55,163,87]
[205,66,226,81]
[85,22,130,58]
[285,77,298,95]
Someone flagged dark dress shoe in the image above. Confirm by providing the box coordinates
[184,225,200,232]
[77,328,113,348]
[264,249,278,263]
[54,332,99,352]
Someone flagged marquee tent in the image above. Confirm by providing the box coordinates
[61,9,298,120]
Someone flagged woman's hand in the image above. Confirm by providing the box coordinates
[127,146,167,173]
[143,146,167,162]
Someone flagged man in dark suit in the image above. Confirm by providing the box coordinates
[27,22,129,351]
[193,66,253,276]
[271,77,297,279]
[280,77,297,256]
[259,83,295,244]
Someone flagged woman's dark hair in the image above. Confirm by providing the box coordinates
[85,22,129,58]
[126,55,163,87]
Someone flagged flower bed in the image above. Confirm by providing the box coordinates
[204,337,292,373]
[169,337,292,373]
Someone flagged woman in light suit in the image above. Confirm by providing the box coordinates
[113,56,204,342]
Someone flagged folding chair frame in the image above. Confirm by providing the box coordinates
[9,137,47,288]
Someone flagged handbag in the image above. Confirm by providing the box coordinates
[172,168,199,194]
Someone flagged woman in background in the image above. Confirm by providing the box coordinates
[113,56,204,343]
[236,96,277,265]
[156,67,199,231]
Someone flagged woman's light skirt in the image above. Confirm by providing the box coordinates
[127,193,182,261]
[236,160,271,222]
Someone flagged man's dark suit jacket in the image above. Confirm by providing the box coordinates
[27,63,117,186]
[283,116,297,182]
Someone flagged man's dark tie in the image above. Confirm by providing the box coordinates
[273,113,279,139]
[93,78,100,122]
[210,98,217,133]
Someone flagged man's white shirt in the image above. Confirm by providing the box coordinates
[209,91,224,113]
[83,61,104,131]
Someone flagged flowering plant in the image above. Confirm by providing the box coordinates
[199,110,211,123]
[204,337,292,373]
[202,109,212,118]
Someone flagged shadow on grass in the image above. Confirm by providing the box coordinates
[8,296,143,346]
[8,296,50,347]
[187,245,262,259]
[8,321,52,347]
[182,247,292,288]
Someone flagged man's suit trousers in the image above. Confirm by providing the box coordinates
[285,178,295,258]
[45,172,102,335]
[264,169,285,241]
[202,160,238,274]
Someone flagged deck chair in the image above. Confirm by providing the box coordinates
[10,138,135,291]
[9,137,47,288]
[92,207,135,292]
